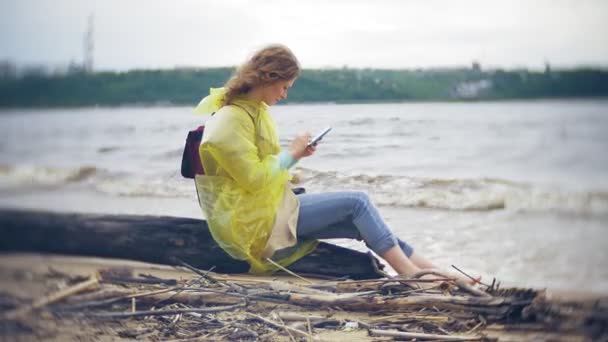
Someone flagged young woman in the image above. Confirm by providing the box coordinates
[194,44,453,279]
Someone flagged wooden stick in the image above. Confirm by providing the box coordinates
[54,286,212,311]
[246,312,318,340]
[100,274,177,286]
[269,280,336,296]
[276,314,297,342]
[173,257,220,284]
[277,312,326,322]
[369,329,482,341]
[451,265,490,288]
[335,277,452,293]
[196,324,234,340]
[3,273,100,320]
[162,336,209,342]
[368,313,450,323]
[465,321,484,334]
[413,270,491,298]
[88,302,246,318]
[266,258,313,284]
[287,292,505,309]
[182,287,287,304]
[307,318,313,342]
[343,277,452,284]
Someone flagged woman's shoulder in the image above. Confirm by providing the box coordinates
[212,105,239,118]
[216,104,249,116]
[211,105,254,128]
[220,104,256,121]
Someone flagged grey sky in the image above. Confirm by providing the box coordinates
[1,0,607,71]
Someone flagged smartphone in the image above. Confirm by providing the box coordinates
[307,127,332,147]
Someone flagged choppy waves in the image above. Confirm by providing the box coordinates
[294,167,608,216]
[0,164,99,188]
[2,163,607,216]
[0,164,193,198]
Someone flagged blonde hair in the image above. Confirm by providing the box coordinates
[223,44,300,104]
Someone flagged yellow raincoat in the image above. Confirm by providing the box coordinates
[193,88,317,273]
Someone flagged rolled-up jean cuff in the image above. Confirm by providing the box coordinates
[398,239,415,258]
[373,234,398,256]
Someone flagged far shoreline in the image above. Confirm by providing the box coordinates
[1,96,608,111]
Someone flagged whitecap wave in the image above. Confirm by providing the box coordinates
[293,167,608,216]
[2,163,606,216]
[347,118,375,126]
[0,163,194,198]
[0,164,99,189]
[94,178,194,198]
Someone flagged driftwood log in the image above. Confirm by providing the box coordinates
[0,209,385,279]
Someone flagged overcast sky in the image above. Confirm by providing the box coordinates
[1,0,607,71]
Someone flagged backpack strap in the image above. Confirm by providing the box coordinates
[230,103,256,125]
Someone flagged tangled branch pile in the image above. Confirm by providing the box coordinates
[1,261,605,341]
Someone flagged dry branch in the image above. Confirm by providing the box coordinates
[246,312,319,340]
[88,302,246,318]
[369,328,483,340]
[3,274,99,320]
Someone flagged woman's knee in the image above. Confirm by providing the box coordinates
[350,191,372,210]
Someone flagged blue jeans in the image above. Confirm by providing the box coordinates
[296,191,414,257]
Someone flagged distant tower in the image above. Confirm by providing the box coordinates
[472,60,481,73]
[544,60,551,75]
[83,14,94,73]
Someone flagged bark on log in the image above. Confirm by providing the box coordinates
[0,209,385,279]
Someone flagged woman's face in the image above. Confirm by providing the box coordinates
[260,78,295,106]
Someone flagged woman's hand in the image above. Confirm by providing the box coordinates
[289,133,316,160]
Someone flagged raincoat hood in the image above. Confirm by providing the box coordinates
[194,87,269,116]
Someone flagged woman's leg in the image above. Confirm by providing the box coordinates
[296,191,420,276]
[381,245,421,275]
[409,251,438,270]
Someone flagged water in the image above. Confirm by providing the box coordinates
[1,99,607,293]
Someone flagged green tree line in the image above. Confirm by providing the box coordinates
[1,67,607,108]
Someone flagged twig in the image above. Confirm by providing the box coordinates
[196,324,234,340]
[451,265,491,288]
[277,312,326,322]
[151,278,202,307]
[88,302,246,318]
[465,321,484,334]
[101,276,177,286]
[3,273,100,320]
[185,287,288,304]
[369,329,482,341]
[307,317,313,342]
[53,286,184,311]
[266,258,313,284]
[368,314,450,323]
[490,277,496,292]
[413,270,491,298]
[339,277,449,284]
[172,258,220,285]
[399,284,443,295]
[162,335,208,342]
[276,314,297,342]
[246,312,318,340]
